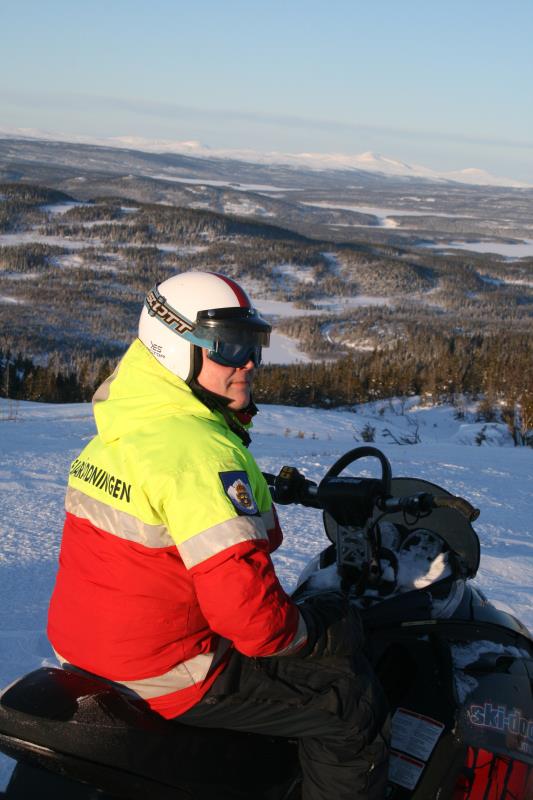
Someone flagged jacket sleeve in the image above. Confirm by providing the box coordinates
[262,503,284,553]
[159,460,306,657]
[190,538,307,657]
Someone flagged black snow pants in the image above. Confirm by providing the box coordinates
[176,647,390,800]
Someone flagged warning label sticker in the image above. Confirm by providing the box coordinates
[389,750,425,791]
[391,708,445,761]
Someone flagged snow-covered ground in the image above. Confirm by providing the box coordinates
[0,397,532,787]
[40,202,91,215]
[262,331,312,364]
[302,201,470,229]
[256,294,391,364]
[0,232,94,249]
[149,174,297,193]
[222,200,275,218]
[256,296,389,318]
[3,128,528,188]
[424,239,533,259]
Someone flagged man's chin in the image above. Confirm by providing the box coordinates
[228,389,251,411]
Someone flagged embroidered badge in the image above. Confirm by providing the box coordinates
[219,471,258,515]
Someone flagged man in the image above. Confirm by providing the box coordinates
[48,271,389,799]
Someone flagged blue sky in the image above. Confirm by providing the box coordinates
[1,0,532,181]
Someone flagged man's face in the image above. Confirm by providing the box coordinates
[196,349,255,410]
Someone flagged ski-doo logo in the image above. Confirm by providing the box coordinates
[467,703,533,751]
[145,290,194,335]
[70,459,132,503]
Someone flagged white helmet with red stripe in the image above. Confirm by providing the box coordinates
[138,271,271,382]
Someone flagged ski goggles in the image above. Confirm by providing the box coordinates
[207,341,263,368]
[145,286,271,366]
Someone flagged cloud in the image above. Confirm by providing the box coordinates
[1,87,532,152]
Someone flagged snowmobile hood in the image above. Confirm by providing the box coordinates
[92,338,235,444]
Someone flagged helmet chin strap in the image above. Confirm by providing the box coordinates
[190,345,203,383]
[188,345,258,446]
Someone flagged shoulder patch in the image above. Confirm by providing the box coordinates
[219,471,259,516]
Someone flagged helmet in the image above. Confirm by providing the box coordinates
[138,271,271,382]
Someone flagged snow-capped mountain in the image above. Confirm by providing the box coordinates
[0,126,528,189]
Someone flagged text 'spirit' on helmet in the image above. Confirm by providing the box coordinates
[138,272,271,382]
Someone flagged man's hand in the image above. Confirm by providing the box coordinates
[262,466,321,508]
[296,592,361,660]
[273,466,314,505]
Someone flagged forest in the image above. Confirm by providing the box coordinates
[1,182,532,444]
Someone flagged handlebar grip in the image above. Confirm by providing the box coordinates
[380,492,480,522]
[379,492,434,515]
[433,496,480,522]
[264,466,320,507]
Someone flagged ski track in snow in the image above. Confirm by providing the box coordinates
[0,398,532,787]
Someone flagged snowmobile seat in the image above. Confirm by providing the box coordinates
[0,667,296,800]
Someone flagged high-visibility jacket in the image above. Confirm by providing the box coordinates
[47,339,306,718]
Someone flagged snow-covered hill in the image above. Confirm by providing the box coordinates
[0,397,532,787]
[0,127,528,188]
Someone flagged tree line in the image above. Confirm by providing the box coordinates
[2,327,531,443]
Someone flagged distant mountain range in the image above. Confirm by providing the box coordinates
[2,129,532,249]
[0,127,529,189]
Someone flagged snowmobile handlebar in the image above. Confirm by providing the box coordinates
[378,492,435,514]
[378,492,480,522]
[262,467,321,508]
[263,446,480,526]
[263,450,388,532]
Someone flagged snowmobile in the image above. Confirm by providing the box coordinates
[0,446,532,799]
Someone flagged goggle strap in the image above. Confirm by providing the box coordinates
[145,285,265,361]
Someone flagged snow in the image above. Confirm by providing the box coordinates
[272,263,317,285]
[263,332,311,364]
[155,244,209,255]
[40,202,90,215]
[256,299,320,317]
[255,295,389,319]
[2,128,529,188]
[423,239,533,259]
[0,397,532,787]
[222,200,275,217]
[250,295,393,364]
[0,272,39,281]
[318,295,390,311]
[303,202,466,226]
[0,232,93,250]
[149,174,296,192]
[451,641,530,702]
[0,233,211,256]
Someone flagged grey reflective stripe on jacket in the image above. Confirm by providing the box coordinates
[65,487,175,548]
[53,638,231,701]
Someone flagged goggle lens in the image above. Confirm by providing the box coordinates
[207,342,262,368]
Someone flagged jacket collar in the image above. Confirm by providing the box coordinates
[188,379,256,447]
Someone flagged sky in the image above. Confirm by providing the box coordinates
[1,0,533,182]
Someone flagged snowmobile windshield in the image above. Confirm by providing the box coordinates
[144,288,271,357]
[383,477,481,578]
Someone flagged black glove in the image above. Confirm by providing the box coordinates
[296,592,359,660]
[272,466,317,506]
